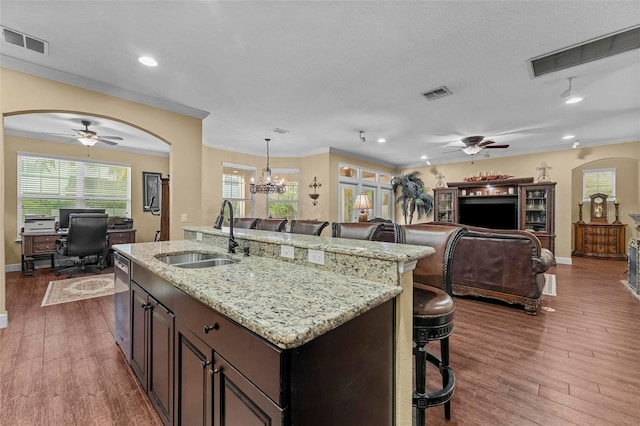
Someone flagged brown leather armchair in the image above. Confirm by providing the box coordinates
[331,222,384,241]
[289,220,329,236]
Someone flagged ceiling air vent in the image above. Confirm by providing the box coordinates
[530,25,640,77]
[421,86,452,101]
[1,26,48,54]
[272,128,290,135]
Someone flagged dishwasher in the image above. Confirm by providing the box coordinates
[113,252,131,361]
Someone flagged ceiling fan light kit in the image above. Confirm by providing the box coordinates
[78,137,97,146]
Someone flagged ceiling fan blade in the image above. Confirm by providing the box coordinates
[479,139,495,147]
[99,136,124,140]
[97,138,119,145]
[41,132,75,136]
[484,144,509,149]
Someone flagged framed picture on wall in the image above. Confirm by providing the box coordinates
[143,172,162,212]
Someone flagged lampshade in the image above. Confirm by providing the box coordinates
[353,194,373,209]
[353,194,372,222]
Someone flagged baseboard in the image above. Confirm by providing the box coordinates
[555,257,572,265]
[5,263,22,273]
[0,311,8,329]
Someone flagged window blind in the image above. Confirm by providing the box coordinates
[582,168,616,200]
[18,153,131,230]
[222,164,255,218]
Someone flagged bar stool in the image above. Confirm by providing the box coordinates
[398,223,467,424]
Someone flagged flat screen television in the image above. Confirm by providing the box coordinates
[458,197,518,230]
[58,208,106,229]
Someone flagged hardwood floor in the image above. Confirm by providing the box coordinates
[0,267,162,426]
[1,257,638,425]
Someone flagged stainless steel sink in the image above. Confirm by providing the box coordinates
[156,252,239,268]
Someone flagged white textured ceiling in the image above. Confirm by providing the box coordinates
[1,1,639,167]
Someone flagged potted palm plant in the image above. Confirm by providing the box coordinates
[391,171,433,224]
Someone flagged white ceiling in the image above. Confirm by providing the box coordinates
[1,1,639,167]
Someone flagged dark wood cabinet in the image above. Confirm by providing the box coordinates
[130,281,174,426]
[433,188,457,223]
[519,183,556,254]
[433,179,556,253]
[127,261,394,426]
[573,223,627,260]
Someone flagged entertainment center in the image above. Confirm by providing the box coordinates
[433,177,556,253]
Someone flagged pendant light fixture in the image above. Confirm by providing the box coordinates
[250,138,286,195]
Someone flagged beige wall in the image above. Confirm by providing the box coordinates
[4,135,169,265]
[1,67,203,319]
[403,141,640,260]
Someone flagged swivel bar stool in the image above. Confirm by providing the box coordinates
[399,223,467,424]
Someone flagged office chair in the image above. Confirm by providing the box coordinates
[55,213,109,277]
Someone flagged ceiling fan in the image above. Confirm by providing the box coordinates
[446,135,510,155]
[72,120,123,146]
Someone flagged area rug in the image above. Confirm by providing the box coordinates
[543,273,556,296]
[41,273,115,307]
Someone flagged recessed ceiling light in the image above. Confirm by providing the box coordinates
[563,135,575,140]
[425,160,431,166]
[565,96,583,104]
[420,155,428,159]
[138,56,158,67]
[377,138,386,143]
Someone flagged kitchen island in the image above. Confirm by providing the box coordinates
[114,228,432,425]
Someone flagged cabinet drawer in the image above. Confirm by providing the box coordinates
[34,242,56,252]
[174,290,283,404]
[33,235,58,243]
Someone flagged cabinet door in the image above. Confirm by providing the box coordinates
[433,188,457,223]
[174,320,214,426]
[149,298,175,426]
[214,355,283,426]
[131,282,149,391]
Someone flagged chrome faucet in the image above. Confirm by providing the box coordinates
[213,199,238,254]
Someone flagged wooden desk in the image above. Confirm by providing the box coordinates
[572,223,626,260]
[21,229,136,276]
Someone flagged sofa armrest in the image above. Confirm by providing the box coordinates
[533,248,554,273]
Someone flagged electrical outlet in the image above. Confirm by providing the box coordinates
[280,245,295,259]
[181,213,188,223]
[196,232,203,241]
[308,249,325,265]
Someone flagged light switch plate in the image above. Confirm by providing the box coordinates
[308,249,325,265]
[280,245,295,259]
[181,213,188,223]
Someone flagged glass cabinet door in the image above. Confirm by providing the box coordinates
[434,189,457,223]
[521,186,550,232]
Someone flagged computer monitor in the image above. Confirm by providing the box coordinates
[58,208,106,229]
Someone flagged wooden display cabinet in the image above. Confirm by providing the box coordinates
[519,183,556,254]
[433,188,457,223]
[432,178,556,254]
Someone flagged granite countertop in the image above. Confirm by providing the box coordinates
[183,225,431,263]
[113,239,408,349]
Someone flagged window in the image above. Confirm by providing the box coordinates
[267,169,300,220]
[222,163,255,218]
[337,163,394,222]
[582,168,616,201]
[18,153,130,233]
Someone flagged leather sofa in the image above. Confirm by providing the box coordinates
[377,221,553,315]
[446,224,554,315]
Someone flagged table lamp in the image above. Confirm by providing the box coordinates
[353,194,372,222]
